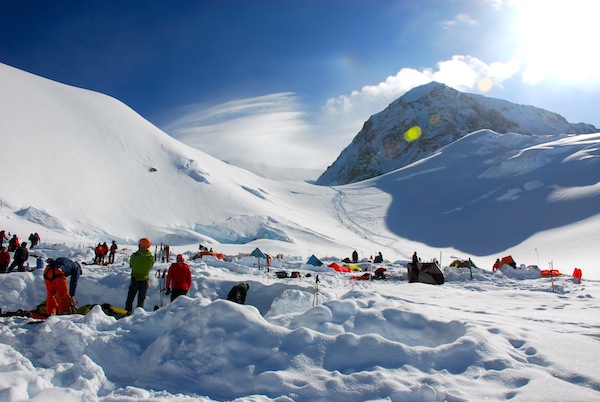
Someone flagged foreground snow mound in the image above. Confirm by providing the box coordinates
[1,255,599,402]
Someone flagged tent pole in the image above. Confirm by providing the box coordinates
[548,261,556,293]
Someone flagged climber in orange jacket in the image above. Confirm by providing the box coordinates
[44,257,82,315]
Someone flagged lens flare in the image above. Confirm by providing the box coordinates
[428,112,441,126]
[477,77,494,93]
[404,126,422,142]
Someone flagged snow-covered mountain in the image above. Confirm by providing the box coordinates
[2,65,600,402]
[316,82,598,186]
[1,63,599,275]
[0,62,359,257]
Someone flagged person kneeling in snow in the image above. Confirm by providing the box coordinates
[227,282,249,304]
[165,254,192,302]
[44,257,82,315]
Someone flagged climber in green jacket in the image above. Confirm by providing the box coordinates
[125,238,155,313]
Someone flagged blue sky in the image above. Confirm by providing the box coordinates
[1,0,598,169]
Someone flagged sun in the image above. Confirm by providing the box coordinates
[513,0,600,86]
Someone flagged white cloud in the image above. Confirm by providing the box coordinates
[484,0,505,11]
[324,55,520,116]
[163,93,322,169]
[440,13,479,29]
[164,56,522,171]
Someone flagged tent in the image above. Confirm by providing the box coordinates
[540,269,562,277]
[407,261,445,285]
[306,255,323,266]
[193,251,225,260]
[500,255,517,268]
[328,263,351,273]
[250,247,267,269]
[250,248,266,259]
[347,264,363,272]
[449,259,478,269]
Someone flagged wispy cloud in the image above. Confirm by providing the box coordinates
[484,0,505,11]
[440,13,479,29]
[164,56,521,170]
[163,93,321,169]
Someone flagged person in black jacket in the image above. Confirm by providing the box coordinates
[8,242,28,272]
[227,283,249,304]
[28,233,40,249]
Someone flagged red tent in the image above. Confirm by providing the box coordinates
[328,263,351,273]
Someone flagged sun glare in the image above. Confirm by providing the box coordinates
[514,0,600,86]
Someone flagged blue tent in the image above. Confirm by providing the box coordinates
[250,247,267,269]
[306,254,323,266]
[250,248,266,259]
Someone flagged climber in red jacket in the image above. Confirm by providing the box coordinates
[165,254,192,302]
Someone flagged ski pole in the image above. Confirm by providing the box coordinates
[313,276,318,306]
[160,269,166,307]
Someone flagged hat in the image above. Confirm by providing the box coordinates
[139,238,151,249]
[176,254,184,262]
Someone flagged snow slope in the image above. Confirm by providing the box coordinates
[0,62,599,278]
[0,62,389,259]
[339,129,600,273]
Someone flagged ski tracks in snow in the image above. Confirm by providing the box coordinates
[332,187,405,256]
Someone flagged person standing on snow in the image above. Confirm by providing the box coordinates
[0,230,7,248]
[28,232,40,249]
[8,242,28,272]
[165,254,192,302]
[125,238,155,313]
[108,241,118,264]
[100,242,109,265]
[43,257,82,315]
[8,234,19,252]
[352,250,359,263]
[412,251,419,266]
[0,246,10,273]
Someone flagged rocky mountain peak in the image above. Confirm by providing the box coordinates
[316,82,598,186]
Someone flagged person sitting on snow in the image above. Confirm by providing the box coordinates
[43,257,82,315]
[227,282,249,305]
[165,254,192,302]
[7,242,28,272]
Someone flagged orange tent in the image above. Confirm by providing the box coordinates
[540,269,562,277]
[328,263,351,273]
[500,255,516,268]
